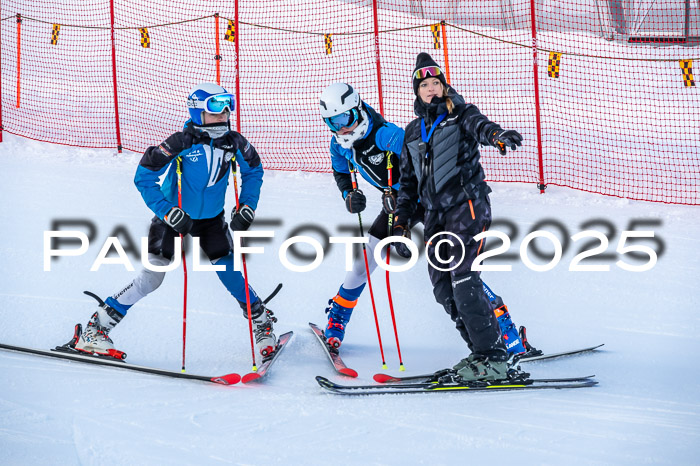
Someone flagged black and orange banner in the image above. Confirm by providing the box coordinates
[224,20,235,42]
[431,24,440,49]
[324,34,332,55]
[680,60,695,87]
[139,28,150,48]
[548,52,562,78]
[50,24,60,45]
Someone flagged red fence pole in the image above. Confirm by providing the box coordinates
[109,0,123,153]
[529,0,546,193]
[234,0,241,132]
[440,21,451,85]
[214,13,221,85]
[0,1,3,142]
[371,0,385,116]
[15,14,21,109]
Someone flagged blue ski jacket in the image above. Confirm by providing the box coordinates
[134,121,263,220]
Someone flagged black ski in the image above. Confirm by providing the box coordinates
[0,342,241,385]
[241,331,293,383]
[519,343,604,362]
[373,343,604,384]
[317,375,597,395]
[309,322,358,378]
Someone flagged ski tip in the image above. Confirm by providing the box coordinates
[315,375,335,388]
[339,368,358,378]
[211,373,241,385]
[242,373,262,384]
[373,373,397,383]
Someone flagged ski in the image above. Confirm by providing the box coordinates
[373,344,604,384]
[374,370,594,384]
[519,343,604,362]
[0,342,241,385]
[241,331,293,383]
[309,322,358,378]
[317,375,597,395]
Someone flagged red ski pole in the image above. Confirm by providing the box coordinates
[349,162,387,369]
[176,157,188,373]
[232,168,258,372]
[384,154,405,371]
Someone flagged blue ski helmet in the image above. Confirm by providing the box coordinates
[186,83,235,125]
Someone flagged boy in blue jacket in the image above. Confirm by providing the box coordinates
[66,83,278,359]
[318,83,422,349]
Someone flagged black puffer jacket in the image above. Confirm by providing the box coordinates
[396,87,501,220]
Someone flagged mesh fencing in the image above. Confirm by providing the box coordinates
[1,0,698,204]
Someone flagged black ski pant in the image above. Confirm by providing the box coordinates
[424,196,507,361]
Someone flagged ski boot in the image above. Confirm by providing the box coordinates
[65,291,126,360]
[455,354,510,383]
[494,305,527,356]
[249,300,278,358]
[323,294,356,349]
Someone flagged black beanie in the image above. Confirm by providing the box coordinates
[412,52,447,95]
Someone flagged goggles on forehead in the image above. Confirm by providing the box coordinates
[414,66,442,80]
[323,107,360,132]
[188,93,235,114]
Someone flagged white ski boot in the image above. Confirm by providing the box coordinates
[74,294,124,358]
[251,301,278,357]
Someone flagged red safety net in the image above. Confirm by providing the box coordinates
[1,0,698,204]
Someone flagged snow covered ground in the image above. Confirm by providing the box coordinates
[1,133,699,464]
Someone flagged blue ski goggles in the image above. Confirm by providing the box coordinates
[323,107,360,132]
[189,93,235,114]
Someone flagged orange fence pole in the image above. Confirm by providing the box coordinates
[214,13,221,85]
[15,14,21,108]
[440,21,451,85]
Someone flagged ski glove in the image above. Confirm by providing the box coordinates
[391,222,413,259]
[230,205,255,231]
[381,190,397,214]
[345,190,366,214]
[489,129,523,155]
[164,207,193,235]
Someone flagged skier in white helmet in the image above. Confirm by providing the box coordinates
[319,82,422,349]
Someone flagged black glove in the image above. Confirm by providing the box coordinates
[391,222,413,259]
[489,129,523,155]
[164,207,193,235]
[381,190,396,214]
[345,190,366,214]
[230,205,255,231]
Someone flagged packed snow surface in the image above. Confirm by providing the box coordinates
[1,134,698,464]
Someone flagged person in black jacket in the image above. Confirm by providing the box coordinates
[394,52,525,382]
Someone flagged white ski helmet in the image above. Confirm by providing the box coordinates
[186,83,235,125]
[319,83,370,149]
